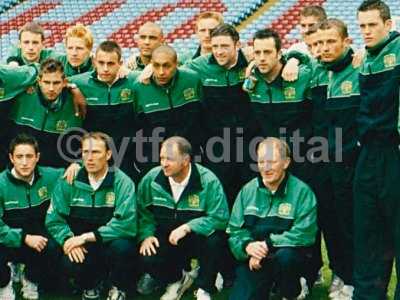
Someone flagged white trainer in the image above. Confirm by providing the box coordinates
[0,279,15,300]
[21,276,39,300]
[160,270,194,300]
[195,288,211,300]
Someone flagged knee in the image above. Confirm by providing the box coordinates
[274,248,300,269]
[204,231,225,250]
[108,239,137,259]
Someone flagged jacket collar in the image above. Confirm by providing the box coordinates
[90,70,127,87]
[257,172,289,197]
[366,31,400,56]
[324,48,354,72]
[37,85,69,112]
[6,166,41,186]
[154,163,203,197]
[192,46,202,59]
[68,57,93,74]
[75,167,115,190]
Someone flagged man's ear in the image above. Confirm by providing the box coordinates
[236,40,242,49]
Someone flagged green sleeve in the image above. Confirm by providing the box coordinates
[45,180,74,246]
[95,177,137,242]
[270,188,317,247]
[187,179,229,236]
[284,50,312,68]
[0,64,38,100]
[226,189,254,261]
[136,175,157,242]
[0,191,24,248]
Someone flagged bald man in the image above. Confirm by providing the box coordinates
[127,22,164,71]
[133,45,205,177]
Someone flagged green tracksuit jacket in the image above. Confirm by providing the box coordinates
[227,174,317,261]
[0,167,63,248]
[54,54,93,77]
[358,31,400,145]
[137,163,229,242]
[46,168,137,245]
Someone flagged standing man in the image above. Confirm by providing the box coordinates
[134,45,204,176]
[10,58,83,168]
[46,132,138,300]
[0,134,63,300]
[7,22,56,66]
[137,136,230,300]
[354,1,400,299]
[228,138,317,300]
[69,41,138,180]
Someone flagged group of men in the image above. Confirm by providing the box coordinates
[0,0,399,299]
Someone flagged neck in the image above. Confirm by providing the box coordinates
[12,168,34,184]
[89,166,108,181]
[226,51,239,69]
[200,46,212,56]
[262,61,283,83]
[171,164,190,183]
[141,54,151,66]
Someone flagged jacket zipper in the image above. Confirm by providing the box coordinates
[41,109,49,131]
[26,186,31,208]
[91,192,95,208]
[107,86,111,105]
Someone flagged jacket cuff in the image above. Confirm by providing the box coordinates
[265,235,275,251]
[20,230,27,247]
[242,239,254,254]
[93,230,103,244]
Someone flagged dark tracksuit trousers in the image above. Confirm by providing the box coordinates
[0,237,60,288]
[353,145,400,300]
[141,230,229,294]
[229,247,308,300]
[61,239,137,291]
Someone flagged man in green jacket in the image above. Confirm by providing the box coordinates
[354,1,400,299]
[69,41,138,181]
[10,58,83,168]
[46,132,138,300]
[0,134,63,300]
[6,22,57,67]
[137,136,230,300]
[134,45,204,177]
[227,137,317,300]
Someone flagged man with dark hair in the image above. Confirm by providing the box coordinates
[134,45,204,177]
[10,58,83,168]
[137,136,229,300]
[0,134,63,300]
[7,22,57,66]
[69,40,139,181]
[46,131,138,300]
[228,137,317,300]
[354,1,400,299]
[308,18,361,300]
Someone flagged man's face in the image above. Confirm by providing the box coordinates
[305,31,323,59]
[137,26,163,58]
[82,138,112,177]
[253,38,281,75]
[299,15,320,39]
[9,144,39,180]
[318,28,350,63]
[211,35,239,68]
[152,52,177,86]
[257,143,290,187]
[196,18,220,50]
[38,71,67,101]
[160,144,189,178]
[19,31,44,63]
[358,9,392,48]
[94,50,121,84]
[66,37,91,67]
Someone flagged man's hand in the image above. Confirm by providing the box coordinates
[169,224,191,246]
[24,235,48,252]
[282,58,300,82]
[138,64,153,84]
[117,65,130,79]
[69,86,87,118]
[63,236,86,254]
[67,246,87,263]
[63,162,81,184]
[126,54,138,70]
[8,61,20,67]
[249,256,263,271]
[245,241,268,260]
[245,60,257,78]
[139,236,160,256]
[352,48,365,68]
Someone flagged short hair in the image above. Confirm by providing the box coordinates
[300,5,327,21]
[9,133,40,155]
[358,0,391,22]
[253,28,282,52]
[210,24,239,43]
[39,58,65,78]
[196,11,224,28]
[162,136,192,158]
[64,23,94,50]
[81,132,112,152]
[138,22,164,37]
[19,22,45,41]
[152,45,177,62]
[318,18,349,39]
[96,40,122,61]
[257,137,291,161]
